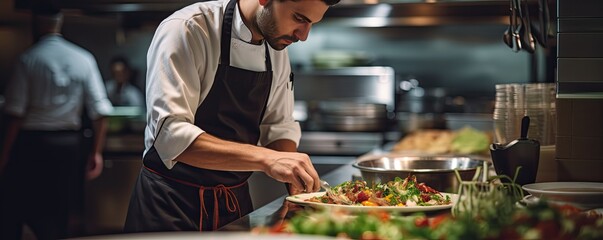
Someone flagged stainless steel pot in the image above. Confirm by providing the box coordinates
[353,154,488,193]
[318,101,387,117]
[396,112,446,133]
[316,101,389,132]
[397,87,447,114]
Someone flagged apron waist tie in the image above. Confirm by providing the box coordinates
[143,166,245,231]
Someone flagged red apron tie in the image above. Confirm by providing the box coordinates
[144,166,245,231]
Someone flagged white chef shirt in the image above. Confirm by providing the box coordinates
[105,81,145,108]
[145,0,301,168]
[3,34,114,130]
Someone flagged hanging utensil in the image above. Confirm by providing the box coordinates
[511,0,523,52]
[517,0,535,53]
[503,0,515,49]
[537,0,550,47]
[523,0,550,48]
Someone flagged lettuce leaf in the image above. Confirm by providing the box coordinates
[451,126,490,154]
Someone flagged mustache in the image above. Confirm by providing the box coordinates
[277,35,298,42]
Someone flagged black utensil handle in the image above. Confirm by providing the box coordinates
[538,0,548,46]
[521,116,530,139]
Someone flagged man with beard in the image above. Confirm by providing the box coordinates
[124,0,340,232]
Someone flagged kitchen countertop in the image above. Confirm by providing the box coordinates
[218,163,362,231]
[104,132,145,154]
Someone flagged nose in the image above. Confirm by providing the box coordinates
[293,23,311,42]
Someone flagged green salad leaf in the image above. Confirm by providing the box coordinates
[450,126,490,154]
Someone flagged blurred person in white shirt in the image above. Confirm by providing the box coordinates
[0,6,113,240]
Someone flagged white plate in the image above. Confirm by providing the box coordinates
[286,192,457,213]
[522,182,603,209]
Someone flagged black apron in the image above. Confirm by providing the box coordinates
[124,0,273,232]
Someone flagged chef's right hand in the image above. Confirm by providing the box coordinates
[265,152,320,194]
[85,152,104,181]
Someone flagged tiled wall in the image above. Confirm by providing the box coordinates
[556,0,603,181]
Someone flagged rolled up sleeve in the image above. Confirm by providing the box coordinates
[83,55,114,119]
[154,117,204,169]
[145,18,209,169]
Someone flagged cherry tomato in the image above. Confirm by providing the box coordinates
[357,191,369,203]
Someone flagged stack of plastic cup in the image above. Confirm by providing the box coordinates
[493,83,556,145]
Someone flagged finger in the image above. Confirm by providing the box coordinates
[285,183,301,195]
[308,166,321,192]
[298,155,321,192]
[288,184,305,195]
[305,165,321,192]
[296,170,315,193]
[288,176,305,193]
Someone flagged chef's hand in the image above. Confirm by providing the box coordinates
[265,152,320,195]
[85,152,104,181]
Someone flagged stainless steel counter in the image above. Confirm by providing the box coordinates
[219,163,362,231]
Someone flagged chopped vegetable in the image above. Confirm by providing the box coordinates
[256,171,603,239]
[306,175,451,207]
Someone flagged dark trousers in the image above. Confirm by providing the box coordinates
[0,130,84,240]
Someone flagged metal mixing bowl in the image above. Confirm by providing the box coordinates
[353,155,488,193]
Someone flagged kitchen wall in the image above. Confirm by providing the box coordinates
[0,3,545,103]
[288,23,537,98]
[555,0,603,181]
[0,1,154,97]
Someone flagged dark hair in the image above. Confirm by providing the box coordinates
[110,56,138,83]
[110,56,132,70]
[31,2,63,37]
[322,0,341,6]
[31,1,61,16]
[284,0,340,6]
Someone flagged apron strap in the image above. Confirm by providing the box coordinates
[143,166,245,231]
[220,0,236,65]
[264,42,272,72]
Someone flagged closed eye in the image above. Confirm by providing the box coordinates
[294,13,311,24]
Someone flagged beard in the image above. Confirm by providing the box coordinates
[255,1,298,50]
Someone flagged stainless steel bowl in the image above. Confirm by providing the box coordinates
[353,155,487,193]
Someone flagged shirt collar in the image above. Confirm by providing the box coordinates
[38,33,63,42]
[232,2,253,43]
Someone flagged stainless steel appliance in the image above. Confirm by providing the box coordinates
[294,66,397,156]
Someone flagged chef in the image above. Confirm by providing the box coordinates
[124,0,340,232]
